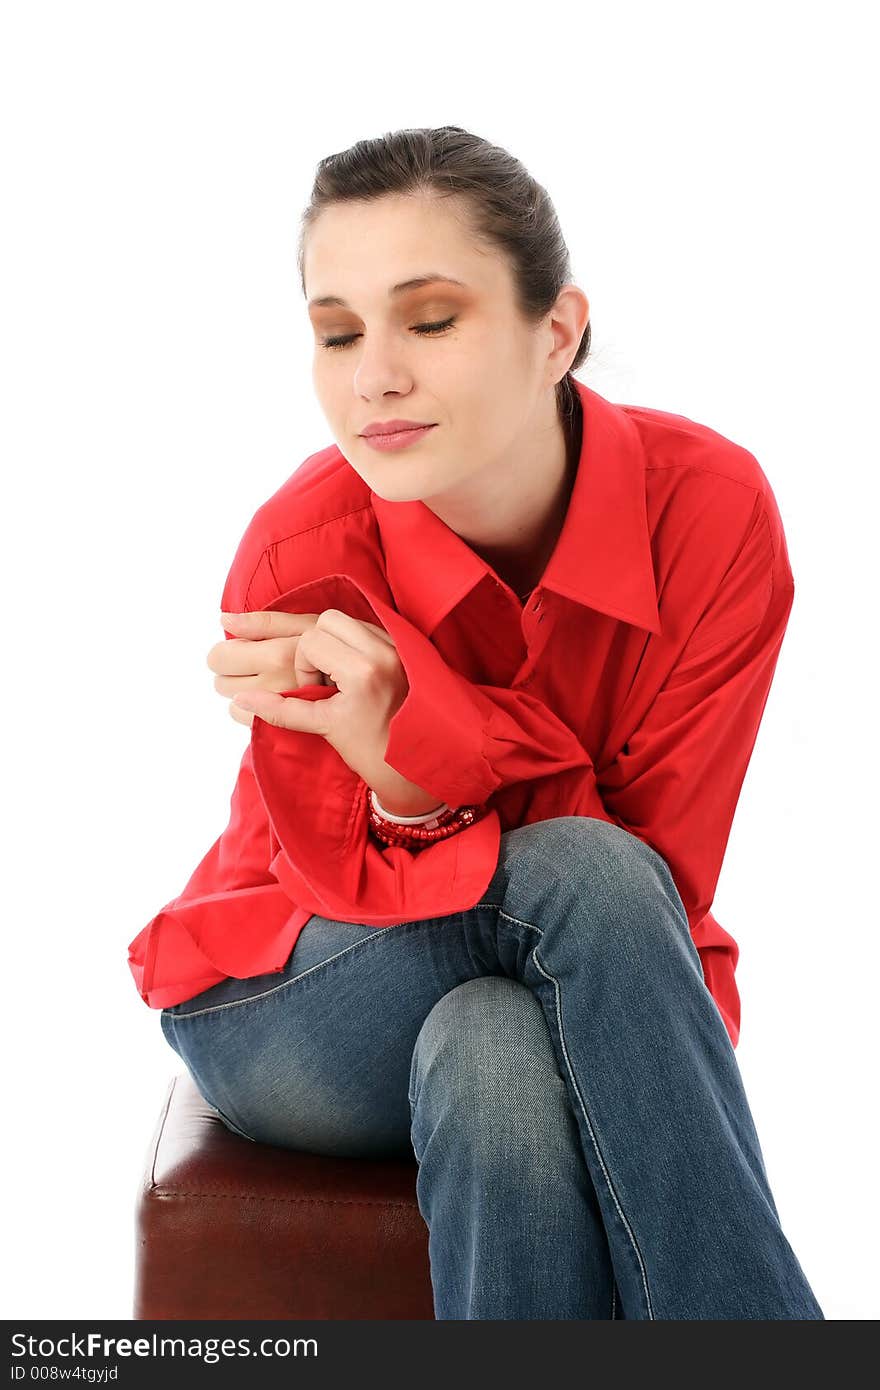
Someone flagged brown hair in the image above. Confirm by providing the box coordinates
[296,125,588,466]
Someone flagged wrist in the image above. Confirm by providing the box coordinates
[369,765,446,819]
[365,782,490,848]
[370,789,449,824]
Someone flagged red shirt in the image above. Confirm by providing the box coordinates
[127,378,795,1049]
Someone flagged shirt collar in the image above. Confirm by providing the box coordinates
[369,376,661,637]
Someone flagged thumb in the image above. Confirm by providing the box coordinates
[232,685,332,733]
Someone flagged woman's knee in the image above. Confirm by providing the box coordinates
[502,815,669,896]
[497,816,690,965]
[408,977,570,1158]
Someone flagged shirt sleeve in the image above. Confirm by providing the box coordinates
[126,525,299,1008]
[126,740,302,1007]
[379,606,605,809]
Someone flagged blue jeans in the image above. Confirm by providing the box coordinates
[160,816,824,1320]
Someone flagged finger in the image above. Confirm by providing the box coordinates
[214,671,298,697]
[210,630,302,681]
[355,619,398,649]
[295,625,364,690]
[208,636,293,677]
[228,702,255,728]
[313,608,394,655]
[231,689,328,734]
[294,626,330,687]
[221,610,318,640]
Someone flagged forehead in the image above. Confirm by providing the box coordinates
[304,194,506,307]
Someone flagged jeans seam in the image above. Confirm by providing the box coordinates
[483,899,655,1321]
[211,1103,257,1143]
[163,917,434,1022]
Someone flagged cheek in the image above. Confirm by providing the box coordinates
[311,362,346,417]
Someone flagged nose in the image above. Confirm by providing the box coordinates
[351,330,416,399]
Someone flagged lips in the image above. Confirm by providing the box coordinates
[360,420,436,437]
[359,423,437,451]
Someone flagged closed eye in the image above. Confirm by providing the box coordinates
[319,317,457,351]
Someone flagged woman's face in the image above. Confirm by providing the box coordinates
[303,192,565,507]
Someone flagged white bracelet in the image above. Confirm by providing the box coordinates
[370,789,450,825]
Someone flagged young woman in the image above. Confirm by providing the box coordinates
[129,126,824,1320]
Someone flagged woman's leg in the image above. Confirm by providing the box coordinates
[162,914,438,1157]
[160,813,824,1319]
[160,904,621,1317]
[451,815,824,1320]
[408,976,619,1318]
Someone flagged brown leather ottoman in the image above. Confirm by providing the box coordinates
[134,1071,435,1319]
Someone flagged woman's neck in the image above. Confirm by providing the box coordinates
[476,402,582,601]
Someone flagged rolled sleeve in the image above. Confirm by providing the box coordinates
[381,606,598,808]
[127,523,296,1008]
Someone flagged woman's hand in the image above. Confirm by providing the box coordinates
[213,608,444,818]
[207,611,321,728]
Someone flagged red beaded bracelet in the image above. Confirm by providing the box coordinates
[364,781,489,847]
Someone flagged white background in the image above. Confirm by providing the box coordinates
[2,0,876,1321]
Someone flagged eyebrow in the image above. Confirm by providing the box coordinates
[307,274,467,310]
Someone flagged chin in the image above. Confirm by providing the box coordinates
[369,477,431,504]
